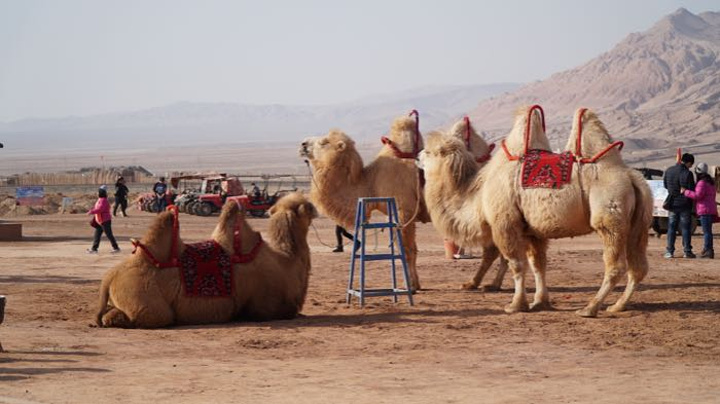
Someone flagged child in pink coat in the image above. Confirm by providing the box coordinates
[682,163,717,258]
[87,185,121,254]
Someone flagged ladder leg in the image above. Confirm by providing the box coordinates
[388,200,398,303]
[391,199,414,305]
[347,199,362,304]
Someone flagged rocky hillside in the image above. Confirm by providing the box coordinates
[465,8,720,165]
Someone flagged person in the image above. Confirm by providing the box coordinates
[250,182,261,199]
[113,176,129,217]
[663,153,696,259]
[87,185,120,254]
[682,162,717,259]
[333,225,353,253]
[153,177,168,213]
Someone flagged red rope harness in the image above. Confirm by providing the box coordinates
[501,106,624,165]
[381,109,422,159]
[132,204,263,268]
[463,116,495,163]
[501,105,545,161]
[572,108,624,164]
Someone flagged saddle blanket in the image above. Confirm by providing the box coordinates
[180,240,233,297]
[521,149,573,189]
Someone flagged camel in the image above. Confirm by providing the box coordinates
[445,117,507,291]
[96,192,317,328]
[299,113,429,290]
[478,105,652,317]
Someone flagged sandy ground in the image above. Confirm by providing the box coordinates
[1,210,719,404]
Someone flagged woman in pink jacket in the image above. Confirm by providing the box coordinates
[682,163,717,259]
[87,185,120,254]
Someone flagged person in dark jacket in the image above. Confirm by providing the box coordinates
[113,176,129,217]
[663,153,696,258]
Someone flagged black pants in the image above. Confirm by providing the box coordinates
[113,197,127,216]
[92,221,119,251]
[335,225,354,247]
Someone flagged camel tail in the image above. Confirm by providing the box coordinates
[95,272,114,327]
[626,170,653,282]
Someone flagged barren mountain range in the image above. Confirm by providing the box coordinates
[467,8,720,165]
[1,8,719,174]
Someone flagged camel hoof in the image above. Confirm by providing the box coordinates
[504,302,529,314]
[461,282,479,290]
[575,307,598,318]
[606,303,625,313]
[529,300,553,312]
[480,284,501,293]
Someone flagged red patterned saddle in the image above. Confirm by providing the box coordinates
[521,150,574,189]
[179,240,233,297]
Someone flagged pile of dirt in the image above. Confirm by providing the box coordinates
[0,193,97,217]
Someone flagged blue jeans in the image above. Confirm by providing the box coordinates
[666,210,693,255]
[155,195,167,213]
[699,215,714,253]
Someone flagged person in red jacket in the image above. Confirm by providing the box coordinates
[87,185,120,254]
[682,162,718,259]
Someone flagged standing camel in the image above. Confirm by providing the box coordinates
[299,113,429,290]
[480,106,652,317]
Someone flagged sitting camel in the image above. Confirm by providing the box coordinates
[480,106,652,317]
[96,192,317,328]
[299,113,429,291]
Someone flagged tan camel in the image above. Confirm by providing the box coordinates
[96,192,317,328]
[480,106,652,317]
[445,117,508,291]
[299,114,429,290]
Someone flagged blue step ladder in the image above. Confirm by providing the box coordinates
[346,197,414,306]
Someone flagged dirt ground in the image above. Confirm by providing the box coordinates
[1,209,719,404]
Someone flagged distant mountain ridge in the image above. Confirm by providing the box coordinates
[0,83,519,151]
[465,8,720,164]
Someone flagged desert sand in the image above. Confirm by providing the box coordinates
[0,208,719,403]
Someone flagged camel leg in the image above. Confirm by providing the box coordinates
[608,247,648,313]
[577,232,627,317]
[400,223,421,291]
[462,245,500,290]
[528,238,552,311]
[504,256,530,313]
[101,307,134,328]
[484,256,508,292]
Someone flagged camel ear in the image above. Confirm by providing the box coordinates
[336,141,346,151]
[298,201,318,219]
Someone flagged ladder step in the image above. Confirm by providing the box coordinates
[347,289,412,298]
[353,253,402,261]
[361,222,397,229]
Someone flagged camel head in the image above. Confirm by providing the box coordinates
[268,192,317,254]
[504,105,551,156]
[269,192,318,230]
[565,108,623,164]
[382,115,424,156]
[418,131,477,190]
[299,129,364,183]
[133,209,182,266]
[449,117,493,162]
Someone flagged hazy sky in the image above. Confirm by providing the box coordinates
[0,0,717,121]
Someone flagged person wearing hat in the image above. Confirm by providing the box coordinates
[663,153,696,258]
[682,162,717,259]
[87,185,121,254]
[113,176,129,217]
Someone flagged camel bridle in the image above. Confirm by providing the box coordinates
[132,203,263,268]
[463,116,495,163]
[381,109,422,159]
